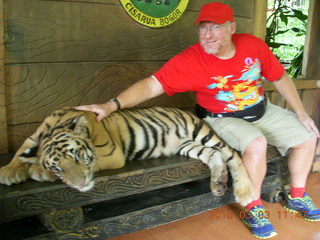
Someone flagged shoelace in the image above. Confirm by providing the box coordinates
[249,208,271,226]
[301,196,318,210]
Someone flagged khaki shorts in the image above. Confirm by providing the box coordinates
[203,101,315,156]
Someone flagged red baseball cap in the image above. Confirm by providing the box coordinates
[194,2,234,24]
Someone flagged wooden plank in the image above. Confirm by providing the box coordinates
[188,0,255,19]
[51,0,117,3]
[312,141,320,172]
[269,91,286,108]
[316,89,320,128]
[0,0,8,153]
[301,89,319,121]
[310,88,320,128]
[262,79,320,91]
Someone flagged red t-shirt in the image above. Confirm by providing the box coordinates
[153,34,284,113]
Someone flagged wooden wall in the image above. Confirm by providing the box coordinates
[1,0,265,152]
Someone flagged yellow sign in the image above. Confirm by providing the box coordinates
[120,0,189,28]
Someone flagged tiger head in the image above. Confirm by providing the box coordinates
[20,110,97,192]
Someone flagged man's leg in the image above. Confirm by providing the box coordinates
[241,136,278,239]
[242,136,268,200]
[284,135,320,221]
[204,117,277,238]
[288,135,317,189]
[254,102,320,222]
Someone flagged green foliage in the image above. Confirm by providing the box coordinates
[265,0,308,78]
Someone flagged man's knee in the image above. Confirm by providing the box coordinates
[292,134,317,151]
[244,136,268,157]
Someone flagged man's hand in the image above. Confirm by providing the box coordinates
[297,112,320,138]
[75,103,116,122]
[75,76,164,122]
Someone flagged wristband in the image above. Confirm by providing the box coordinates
[108,98,121,111]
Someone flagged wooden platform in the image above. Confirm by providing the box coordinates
[0,146,289,240]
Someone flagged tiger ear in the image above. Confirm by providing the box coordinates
[71,115,89,136]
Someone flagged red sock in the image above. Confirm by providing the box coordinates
[290,187,305,198]
[246,198,263,210]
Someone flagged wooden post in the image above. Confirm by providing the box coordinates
[302,0,320,78]
[301,0,320,172]
[253,0,267,39]
[0,0,8,153]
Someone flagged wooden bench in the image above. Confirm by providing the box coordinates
[0,146,289,240]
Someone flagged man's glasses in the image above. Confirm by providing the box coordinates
[198,22,230,35]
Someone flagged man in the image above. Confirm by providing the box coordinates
[76,2,320,239]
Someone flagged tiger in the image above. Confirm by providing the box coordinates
[0,107,253,206]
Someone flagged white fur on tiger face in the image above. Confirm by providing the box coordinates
[0,107,254,206]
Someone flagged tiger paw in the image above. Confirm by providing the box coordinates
[0,163,29,185]
[233,177,254,206]
[210,169,228,196]
[210,181,227,196]
[29,164,58,182]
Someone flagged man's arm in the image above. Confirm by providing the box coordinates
[272,72,319,137]
[75,76,165,122]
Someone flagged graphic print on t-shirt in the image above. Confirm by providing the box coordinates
[207,58,264,112]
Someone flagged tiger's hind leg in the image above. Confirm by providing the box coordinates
[0,137,39,185]
[218,143,254,206]
[191,122,254,206]
[178,141,228,196]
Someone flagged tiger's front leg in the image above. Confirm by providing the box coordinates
[29,164,58,182]
[178,141,228,196]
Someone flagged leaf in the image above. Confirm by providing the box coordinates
[268,42,289,48]
[292,9,308,21]
[295,32,305,37]
[275,29,290,35]
[280,12,288,25]
[291,27,300,33]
